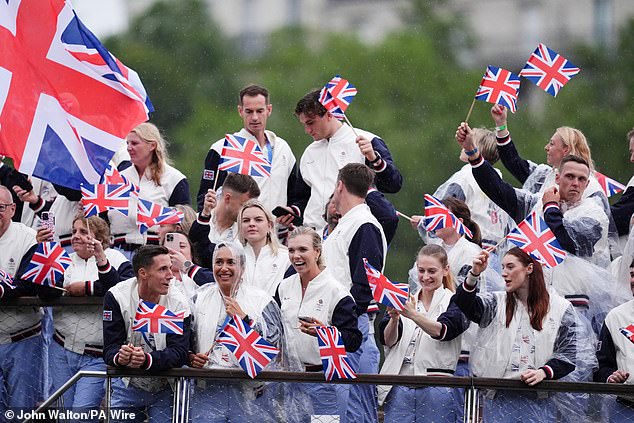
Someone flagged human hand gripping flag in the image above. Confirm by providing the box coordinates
[519,43,580,97]
[506,211,566,269]
[216,315,279,379]
[316,326,356,381]
[363,258,409,311]
[132,300,185,335]
[21,242,72,288]
[424,194,473,239]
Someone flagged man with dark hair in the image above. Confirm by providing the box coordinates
[322,163,387,423]
[103,244,191,420]
[189,173,260,267]
[288,89,402,230]
[196,84,298,216]
[611,127,634,237]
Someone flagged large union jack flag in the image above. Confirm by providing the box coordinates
[21,241,71,287]
[319,75,358,120]
[132,300,184,335]
[218,133,271,178]
[81,183,133,217]
[620,324,634,345]
[424,194,473,238]
[475,66,521,113]
[316,326,356,381]
[137,198,184,234]
[594,170,626,198]
[506,211,566,269]
[519,43,580,97]
[217,315,279,379]
[0,0,152,190]
[363,258,409,311]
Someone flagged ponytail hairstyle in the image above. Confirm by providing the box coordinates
[504,247,549,330]
[417,244,455,292]
[441,197,482,247]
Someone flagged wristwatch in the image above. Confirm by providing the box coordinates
[369,151,382,164]
[183,260,193,272]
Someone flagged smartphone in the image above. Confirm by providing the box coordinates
[41,211,55,238]
[272,206,296,218]
[164,232,187,251]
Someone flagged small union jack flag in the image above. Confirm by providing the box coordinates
[217,315,279,379]
[0,269,15,290]
[316,326,356,381]
[102,164,140,194]
[519,43,580,97]
[218,134,271,178]
[424,194,473,238]
[363,258,409,311]
[594,171,626,198]
[137,199,184,234]
[132,300,185,335]
[81,183,133,217]
[318,75,358,120]
[619,324,634,344]
[475,66,521,113]
[506,211,567,269]
[21,242,72,287]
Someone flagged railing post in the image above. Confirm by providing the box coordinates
[105,375,112,423]
[172,376,189,423]
[463,383,479,423]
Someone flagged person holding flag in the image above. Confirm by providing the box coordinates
[188,241,289,422]
[289,87,402,230]
[274,227,361,419]
[378,244,469,423]
[109,123,190,260]
[196,85,298,216]
[102,245,191,422]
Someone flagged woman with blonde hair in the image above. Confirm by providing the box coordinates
[378,244,469,423]
[109,122,190,259]
[238,199,291,296]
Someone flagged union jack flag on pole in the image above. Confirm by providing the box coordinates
[620,324,634,345]
[594,170,626,198]
[217,315,279,379]
[424,194,473,239]
[137,199,184,234]
[132,300,185,335]
[101,163,139,194]
[21,242,72,287]
[218,134,271,178]
[475,66,521,113]
[519,43,580,97]
[0,0,153,190]
[316,326,356,381]
[363,258,409,311]
[81,183,133,217]
[506,211,567,269]
[319,75,358,120]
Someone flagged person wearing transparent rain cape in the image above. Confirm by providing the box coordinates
[275,227,362,421]
[188,241,303,422]
[454,248,595,422]
[378,244,470,423]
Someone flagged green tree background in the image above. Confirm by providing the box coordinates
[105,0,634,281]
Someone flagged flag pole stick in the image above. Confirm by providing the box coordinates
[486,236,507,253]
[464,98,476,124]
[396,211,412,222]
[342,114,359,138]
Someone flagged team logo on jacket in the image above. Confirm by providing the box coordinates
[315,298,324,312]
[203,169,215,180]
[103,310,112,321]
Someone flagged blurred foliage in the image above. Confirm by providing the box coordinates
[105,0,634,281]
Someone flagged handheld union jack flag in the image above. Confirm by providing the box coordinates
[318,75,358,120]
[620,324,634,345]
[0,0,152,190]
[506,211,567,269]
[217,315,279,379]
[101,164,140,194]
[218,134,271,178]
[519,43,580,97]
[81,183,133,217]
[363,258,409,311]
[21,242,72,287]
[0,269,16,290]
[424,194,473,239]
[316,326,356,381]
[475,66,521,113]
[132,300,185,335]
[137,199,184,234]
[594,171,626,198]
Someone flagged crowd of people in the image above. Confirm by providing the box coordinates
[1,82,634,422]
